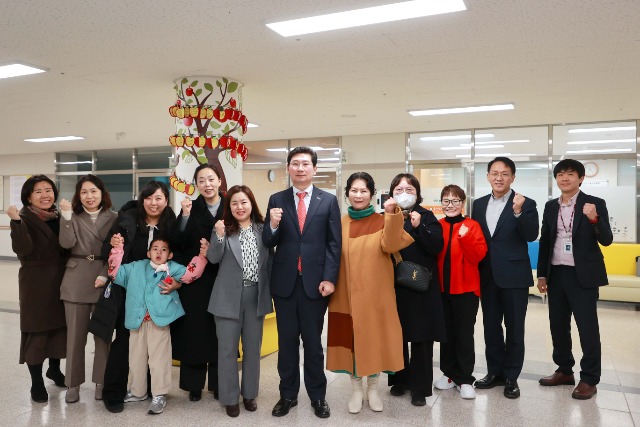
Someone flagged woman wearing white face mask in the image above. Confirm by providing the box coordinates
[433,185,486,400]
[386,174,446,407]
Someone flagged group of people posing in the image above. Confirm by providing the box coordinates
[9,146,612,419]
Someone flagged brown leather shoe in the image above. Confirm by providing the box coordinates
[226,404,240,417]
[572,381,597,400]
[243,398,257,412]
[539,372,575,386]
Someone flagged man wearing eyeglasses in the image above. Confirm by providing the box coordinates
[471,157,539,399]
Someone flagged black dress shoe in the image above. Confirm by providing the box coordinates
[45,369,66,388]
[504,379,520,399]
[311,399,330,418]
[272,398,297,417]
[390,384,406,396]
[189,390,202,401]
[474,374,505,389]
[243,398,257,412]
[104,399,124,413]
[226,404,240,417]
[213,390,219,400]
[30,382,48,403]
[411,395,426,406]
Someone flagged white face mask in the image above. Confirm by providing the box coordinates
[394,192,417,210]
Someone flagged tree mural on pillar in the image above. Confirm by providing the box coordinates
[169,77,249,193]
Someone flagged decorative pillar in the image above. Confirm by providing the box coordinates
[168,76,249,205]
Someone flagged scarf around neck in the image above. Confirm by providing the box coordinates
[348,204,375,219]
[28,205,59,221]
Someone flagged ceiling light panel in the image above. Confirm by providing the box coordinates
[0,63,46,80]
[409,103,514,116]
[267,0,466,37]
[24,136,84,143]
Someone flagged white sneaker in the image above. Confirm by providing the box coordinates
[124,390,148,402]
[148,395,166,414]
[457,384,476,399]
[433,375,456,390]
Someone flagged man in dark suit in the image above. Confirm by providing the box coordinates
[472,157,539,399]
[536,159,612,400]
[263,146,341,419]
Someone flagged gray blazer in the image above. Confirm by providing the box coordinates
[207,222,273,319]
[59,209,118,303]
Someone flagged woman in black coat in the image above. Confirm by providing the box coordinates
[92,181,176,413]
[387,173,446,407]
[170,164,224,401]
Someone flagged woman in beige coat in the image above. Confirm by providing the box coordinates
[58,175,117,403]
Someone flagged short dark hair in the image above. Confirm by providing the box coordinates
[440,184,466,202]
[223,185,264,235]
[21,175,58,207]
[553,159,585,179]
[487,156,516,175]
[287,146,317,166]
[148,236,172,252]
[72,174,112,214]
[389,173,423,205]
[192,163,221,183]
[345,172,376,199]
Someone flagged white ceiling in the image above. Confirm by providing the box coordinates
[1,0,639,156]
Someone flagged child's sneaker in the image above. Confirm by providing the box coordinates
[124,390,148,402]
[433,375,456,390]
[148,395,166,414]
[457,384,477,399]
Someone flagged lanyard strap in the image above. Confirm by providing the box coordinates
[559,203,575,233]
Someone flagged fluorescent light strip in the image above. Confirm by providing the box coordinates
[566,139,635,145]
[440,145,504,151]
[565,148,633,154]
[245,162,282,165]
[318,157,340,161]
[476,139,529,145]
[409,103,514,116]
[247,123,259,128]
[0,63,46,80]
[568,126,635,134]
[266,148,288,152]
[24,136,84,143]
[266,0,466,37]
[419,133,494,141]
[57,161,93,165]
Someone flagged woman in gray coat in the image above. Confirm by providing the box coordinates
[207,185,273,418]
[58,175,117,403]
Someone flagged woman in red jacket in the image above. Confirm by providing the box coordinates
[434,185,487,400]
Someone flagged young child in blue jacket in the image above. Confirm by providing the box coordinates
[107,234,208,415]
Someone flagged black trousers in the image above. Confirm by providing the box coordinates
[179,361,218,392]
[480,276,529,381]
[548,265,601,386]
[272,275,328,401]
[389,341,434,398]
[440,292,479,385]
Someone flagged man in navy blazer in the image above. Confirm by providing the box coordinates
[536,159,612,400]
[263,146,341,419]
[471,157,539,399]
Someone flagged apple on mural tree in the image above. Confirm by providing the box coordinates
[185,87,194,96]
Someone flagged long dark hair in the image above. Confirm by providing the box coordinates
[21,175,58,207]
[137,181,173,233]
[223,185,264,235]
[71,174,112,214]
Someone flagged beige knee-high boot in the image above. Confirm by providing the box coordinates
[367,374,383,412]
[349,376,364,414]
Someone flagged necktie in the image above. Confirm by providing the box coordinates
[297,191,307,272]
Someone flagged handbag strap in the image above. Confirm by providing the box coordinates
[392,252,403,266]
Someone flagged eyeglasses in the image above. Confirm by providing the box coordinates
[441,199,463,207]
[394,187,416,195]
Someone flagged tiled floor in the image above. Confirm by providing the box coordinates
[0,259,639,426]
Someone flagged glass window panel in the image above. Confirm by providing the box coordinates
[56,175,81,205]
[97,174,133,211]
[551,159,636,242]
[478,126,548,159]
[553,121,636,156]
[413,166,468,219]
[474,161,548,226]
[57,152,93,172]
[243,140,289,213]
[96,149,134,171]
[291,137,341,167]
[137,147,173,170]
[409,131,471,161]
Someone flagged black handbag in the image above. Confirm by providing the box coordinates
[392,252,431,292]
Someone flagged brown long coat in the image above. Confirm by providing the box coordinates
[11,208,67,332]
[59,210,117,303]
[327,208,414,377]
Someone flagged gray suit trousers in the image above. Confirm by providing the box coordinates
[215,285,265,406]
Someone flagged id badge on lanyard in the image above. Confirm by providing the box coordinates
[562,237,573,254]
